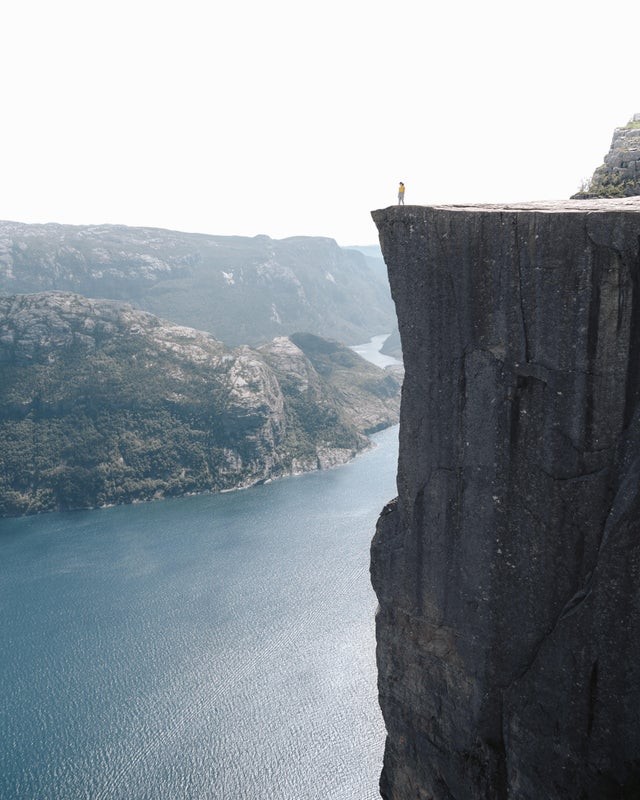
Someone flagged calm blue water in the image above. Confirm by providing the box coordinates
[0,421,398,799]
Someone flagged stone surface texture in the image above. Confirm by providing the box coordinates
[371,199,640,799]
[573,116,640,198]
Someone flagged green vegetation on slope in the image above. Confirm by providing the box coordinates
[0,293,400,517]
[0,222,396,347]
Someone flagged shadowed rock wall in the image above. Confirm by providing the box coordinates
[371,199,640,799]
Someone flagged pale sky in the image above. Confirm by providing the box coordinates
[2,0,638,246]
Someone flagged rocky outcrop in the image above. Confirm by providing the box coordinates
[573,114,640,199]
[371,199,640,799]
[264,332,400,433]
[0,292,400,517]
[0,221,395,346]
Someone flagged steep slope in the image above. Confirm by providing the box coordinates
[0,292,400,517]
[572,113,640,198]
[0,222,395,346]
[371,199,640,799]
[261,332,400,437]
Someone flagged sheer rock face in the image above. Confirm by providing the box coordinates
[370,199,640,800]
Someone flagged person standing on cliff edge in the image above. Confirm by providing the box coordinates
[398,182,405,205]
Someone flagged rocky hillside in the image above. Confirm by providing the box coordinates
[572,113,640,198]
[371,199,640,799]
[0,292,400,517]
[0,222,395,346]
[261,332,400,435]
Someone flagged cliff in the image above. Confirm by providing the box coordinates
[0,292,399,517]
[0,221,395,346]
[371,199,640,799]
[573,114,640,199]
[261,332,400,436]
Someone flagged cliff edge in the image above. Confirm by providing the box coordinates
[371,199,640,799]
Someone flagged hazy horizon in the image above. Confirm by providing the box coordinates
[2,0,638,245]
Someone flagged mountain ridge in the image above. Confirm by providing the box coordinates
[0,291,400,517]
[0,220,395,347]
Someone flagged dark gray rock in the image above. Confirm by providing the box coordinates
[371,199,640,799]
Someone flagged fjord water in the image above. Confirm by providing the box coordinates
[350,333,400,369]
[0,338,398,799]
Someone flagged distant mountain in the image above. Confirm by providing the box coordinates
[0,222,396,347]
[345,244,402,362]
[346,244,383,260]
[380,327,402,360]
[261,331,400,435]
[345,244,387,281]
[0,292,400,517]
